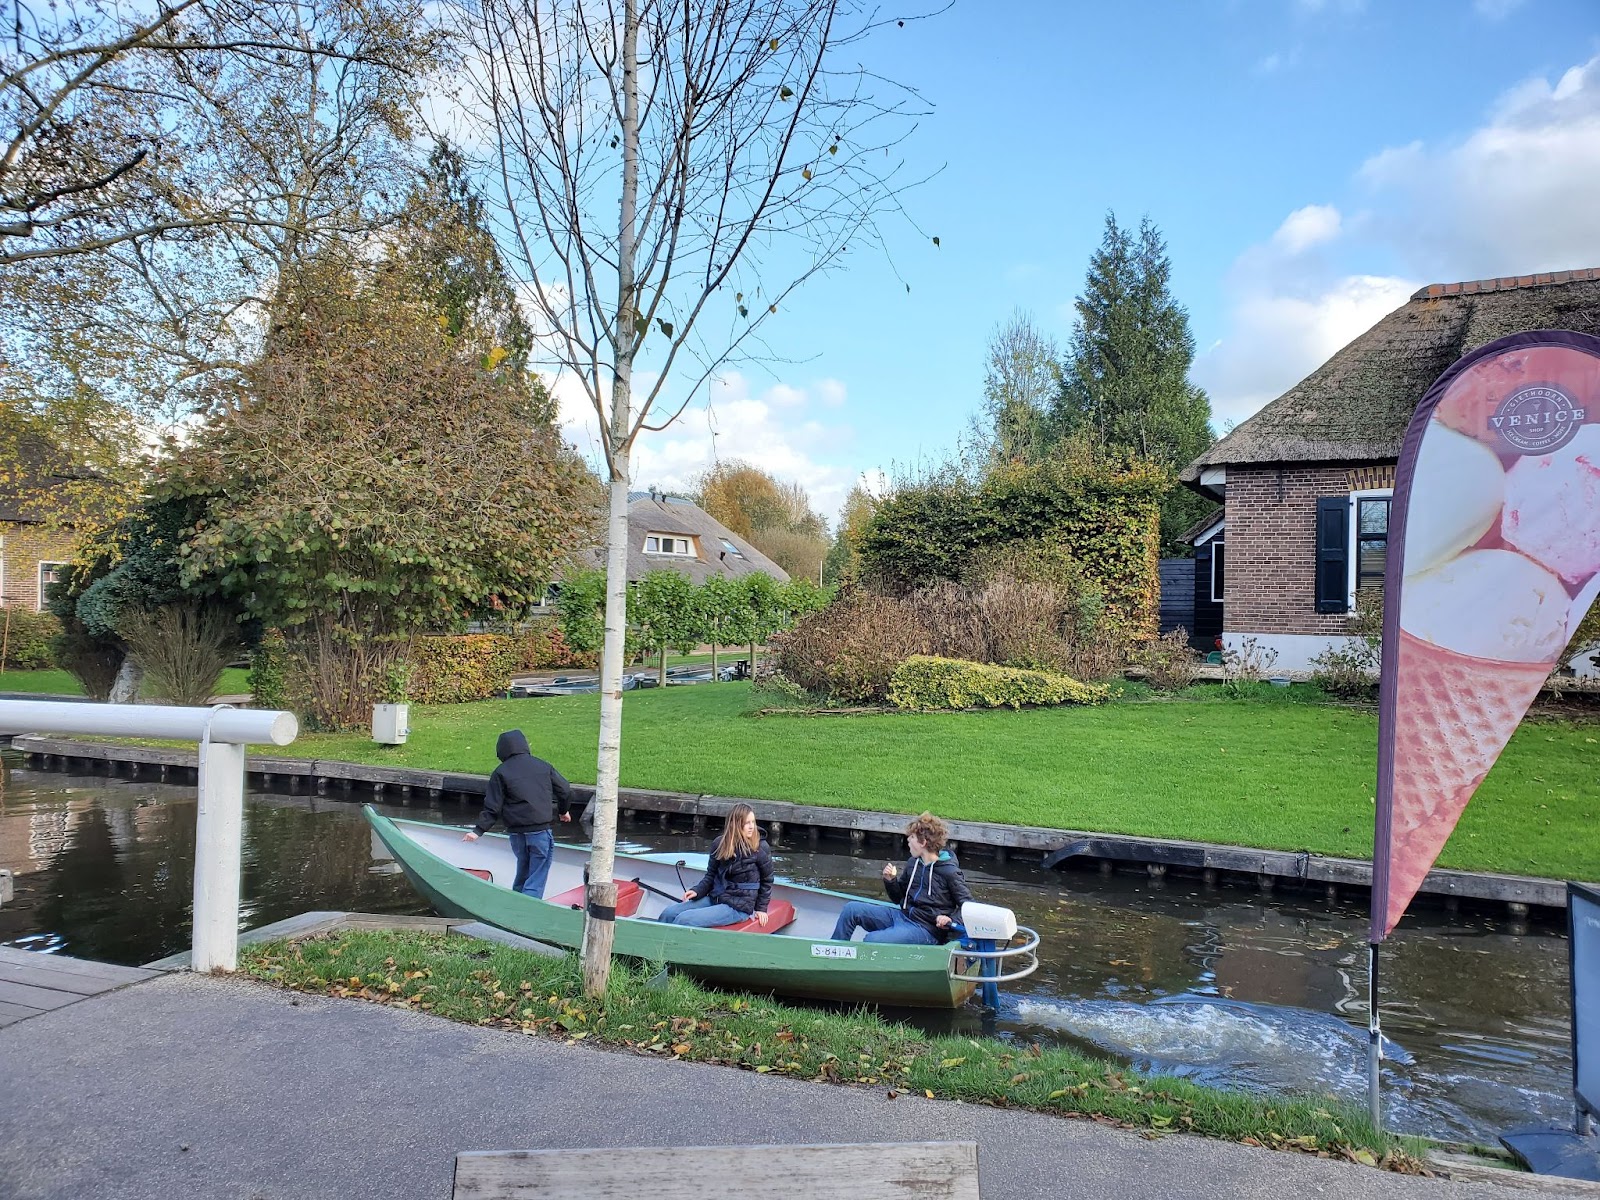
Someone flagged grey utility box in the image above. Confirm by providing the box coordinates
[371,703,410,745]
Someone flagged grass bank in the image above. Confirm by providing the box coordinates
[0,667,251,697]
[241,929,1428,1173]
[278,682,1600,880]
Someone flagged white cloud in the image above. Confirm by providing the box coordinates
[1356,55,1600,279]
[1195,54,1600,434]
[548,368,861,525]
[1195,273,1417,430]
[1271,204,1343,254]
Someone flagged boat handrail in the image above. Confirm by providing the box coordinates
[948,925,1040,985]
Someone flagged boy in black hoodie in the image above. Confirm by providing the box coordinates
[462,730,573,897]
[830,811,972,945]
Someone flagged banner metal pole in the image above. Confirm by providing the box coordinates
[1368,941,1383,1130]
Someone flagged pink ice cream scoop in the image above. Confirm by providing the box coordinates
[1503,424,1600,586]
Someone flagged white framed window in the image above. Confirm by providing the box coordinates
[1347,490,1391,610]
[644,534,696,556]
[1210,542,1226,603]
[37,561,66,611]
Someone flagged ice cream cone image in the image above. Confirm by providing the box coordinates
[1380,630,1551,935]
[1380,546,1570,936]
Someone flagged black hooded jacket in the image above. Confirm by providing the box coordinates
[689,836,775,916]
[884,849,971,942]
[472,730,574,835]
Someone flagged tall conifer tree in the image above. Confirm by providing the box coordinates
[1051,214,1215,553]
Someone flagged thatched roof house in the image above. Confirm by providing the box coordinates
[1177,268,1600,675]
[1182,268,1600,500]
[581,491,789,586]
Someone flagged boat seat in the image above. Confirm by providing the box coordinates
[714,897,796,934]
[461,867,493,883]
[547,878,644,917]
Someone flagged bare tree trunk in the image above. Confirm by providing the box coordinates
[710,642,718,681]
[581,0,641,999]
[107,656,144,704]
[582,471,630,995]
[658,645,666,687]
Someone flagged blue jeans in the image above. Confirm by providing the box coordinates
[657,896,748,928]
[831,901,939,945]
[509,829,555,898]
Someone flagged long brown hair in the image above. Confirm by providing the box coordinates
[714,803,760,859]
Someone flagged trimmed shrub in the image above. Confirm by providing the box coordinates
[249,628,290,708]
[859,459,1163,638]
[1,608,62,669]
[409,634,521,704]
[888,655,1109,711]
[1131,628,1200,692]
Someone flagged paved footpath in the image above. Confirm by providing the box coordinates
[0,972,1565,1200]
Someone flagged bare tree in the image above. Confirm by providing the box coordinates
[457,0,929,993]
[3,0,441,422]
[972,308,1058,465]
[2,0,434,266]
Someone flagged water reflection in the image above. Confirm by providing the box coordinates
[0,758,1573,1143]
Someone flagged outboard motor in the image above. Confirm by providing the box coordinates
[951,901,1039,1008]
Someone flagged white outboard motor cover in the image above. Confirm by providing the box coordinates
[960,901,1017,941]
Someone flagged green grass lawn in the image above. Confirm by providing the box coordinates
[0,667,252,698]
[283,682,1600,881]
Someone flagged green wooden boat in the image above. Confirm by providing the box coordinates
[365,807,1038,1008]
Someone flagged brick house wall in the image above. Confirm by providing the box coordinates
[0,522,80,610]
[1223,462,1395,637]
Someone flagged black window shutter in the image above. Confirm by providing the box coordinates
[1315,496,1349,613]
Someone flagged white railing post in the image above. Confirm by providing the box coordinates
[0,699,297,972]
[193,734,246,972]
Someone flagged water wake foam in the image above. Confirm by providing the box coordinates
[1013,995,1413,1099]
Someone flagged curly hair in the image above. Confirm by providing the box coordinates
[904,811,948,853]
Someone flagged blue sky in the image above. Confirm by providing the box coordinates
[558,0,1600,524]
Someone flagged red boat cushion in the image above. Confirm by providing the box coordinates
[714,898,796,934]
[546,878,644,918]
[461,868,493,882]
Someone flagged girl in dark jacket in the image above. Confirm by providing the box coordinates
[830,812,971,944]
[657,803,775,928]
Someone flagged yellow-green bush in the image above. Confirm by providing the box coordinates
[408,634,521,704]
[888,655,1109,711]
[2,608,62,669]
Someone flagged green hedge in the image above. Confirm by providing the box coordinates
[858,459,1163,637]
[409,634,521,704]
[515,617,594,671]
[887,655,1109,711]
[1,608,62,669]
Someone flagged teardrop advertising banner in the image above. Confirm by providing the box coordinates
[1373,331,1600,942]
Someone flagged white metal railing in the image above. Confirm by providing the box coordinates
[0,699,298,971]
[948,926,1042,985]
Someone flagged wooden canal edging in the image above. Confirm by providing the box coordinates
[7,734,1573,919]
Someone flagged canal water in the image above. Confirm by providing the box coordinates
[0,758,1573,1145]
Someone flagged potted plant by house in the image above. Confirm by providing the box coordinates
[372,661,411,745]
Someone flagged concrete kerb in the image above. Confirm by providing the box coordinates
[7,734,1574,917]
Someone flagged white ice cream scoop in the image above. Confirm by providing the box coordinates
[1401,548,1569,663]
[1503,424,1600,586]
[1403,424,1505,576]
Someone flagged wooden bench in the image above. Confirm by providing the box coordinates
[452,1141,980,1198]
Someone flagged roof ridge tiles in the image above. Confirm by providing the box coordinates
[1411,267,1600,301]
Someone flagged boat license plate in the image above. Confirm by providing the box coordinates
[811,944,857,959]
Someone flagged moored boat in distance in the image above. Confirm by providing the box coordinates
[364,808,1038,1009]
